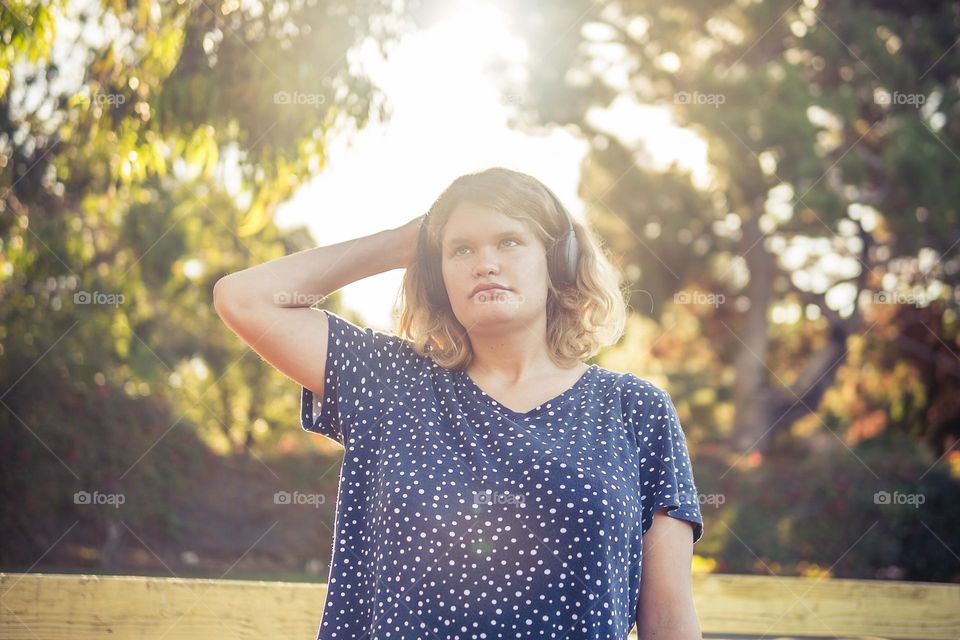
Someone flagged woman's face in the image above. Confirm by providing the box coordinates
[439,201,550,332]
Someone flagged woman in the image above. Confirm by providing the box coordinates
[214,167,705,639]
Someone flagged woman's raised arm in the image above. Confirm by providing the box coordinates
[212,217,421,395]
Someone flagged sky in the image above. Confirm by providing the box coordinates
[273,2,708,330]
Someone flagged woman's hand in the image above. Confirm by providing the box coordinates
[389,214,427,269]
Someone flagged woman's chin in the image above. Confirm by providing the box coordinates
[462,301,523,324]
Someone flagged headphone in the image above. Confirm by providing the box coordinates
[416,187,580,309]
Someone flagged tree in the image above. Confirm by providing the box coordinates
[1,0,405,567]
[505,0,960,454]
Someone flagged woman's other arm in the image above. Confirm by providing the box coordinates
[635,509,702,640]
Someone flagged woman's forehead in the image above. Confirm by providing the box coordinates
[443,202,530,241]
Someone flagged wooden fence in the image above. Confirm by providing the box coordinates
[1,572,958,638]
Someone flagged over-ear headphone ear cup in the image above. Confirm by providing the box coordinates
[543,189,580,288]
[559,226,579,286]
[548,226,579,288]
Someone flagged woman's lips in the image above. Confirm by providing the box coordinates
[471,286,511,298]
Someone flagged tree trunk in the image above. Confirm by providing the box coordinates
[730,207,778,454]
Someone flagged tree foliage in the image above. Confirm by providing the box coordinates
[504,0,960,455]
[1,0,404,566]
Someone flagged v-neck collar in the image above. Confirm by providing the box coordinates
[458,364,596,419]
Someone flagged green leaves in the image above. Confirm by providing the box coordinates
[183,125,219,181]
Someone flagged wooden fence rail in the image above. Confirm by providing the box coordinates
[1,572,958,639]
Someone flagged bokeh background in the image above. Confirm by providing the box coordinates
[2,0,959,586]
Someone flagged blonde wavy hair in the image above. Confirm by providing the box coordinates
[398,167,627,370]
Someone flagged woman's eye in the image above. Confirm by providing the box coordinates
[452,239,519,256]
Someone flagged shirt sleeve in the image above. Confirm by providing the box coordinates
[630,379,704,544]
[300,309,426,446]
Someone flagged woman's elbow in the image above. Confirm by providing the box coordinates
[639,616,702,640]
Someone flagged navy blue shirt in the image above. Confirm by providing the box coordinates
[301,310,703,639]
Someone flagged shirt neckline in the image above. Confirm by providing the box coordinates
[458,363,597,419]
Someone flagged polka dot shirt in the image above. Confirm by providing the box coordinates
[300,310,704,639]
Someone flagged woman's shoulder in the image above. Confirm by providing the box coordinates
[592,365,668,399]
[588,367,677,427]
[322,309,427,363]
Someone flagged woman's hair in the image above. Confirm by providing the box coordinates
[397,166,628,370]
